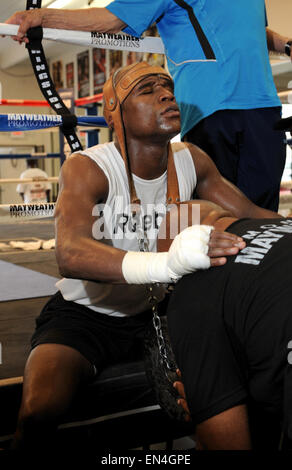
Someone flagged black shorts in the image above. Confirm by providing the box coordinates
[168,285,248,426]
[31,291,158,371]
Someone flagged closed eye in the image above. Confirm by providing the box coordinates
[136,77,174,95]
[141,88,153,94]
[137,82,155,94]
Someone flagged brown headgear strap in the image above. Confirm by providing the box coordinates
[167,143,181,204]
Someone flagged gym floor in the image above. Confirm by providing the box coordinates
[0,218,58,379]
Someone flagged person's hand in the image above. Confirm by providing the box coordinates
[173,369,192,422]
[208,230,246,267]
[5,10,44,44]
[166,225,213,282]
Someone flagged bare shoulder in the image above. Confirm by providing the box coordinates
[182,141,215,176]
[171,140,205,161]
[183,141,208,160]
[60,152,107,183]
[60,152,109,202]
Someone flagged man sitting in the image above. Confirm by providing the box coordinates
[12,62,280,451]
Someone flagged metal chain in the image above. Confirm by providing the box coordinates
[132,206,174,372]
[147,288,174,371]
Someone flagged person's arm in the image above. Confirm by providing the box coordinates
[57,153,211,285]
[188,143,282,219]
[5,7,126,43]
[56,153,245,285]
[266,27,292,59]
[55,153,127,283]
[19,193,24,202]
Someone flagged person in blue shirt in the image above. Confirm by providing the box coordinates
[6,1,292,211]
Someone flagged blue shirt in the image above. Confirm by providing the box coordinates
[107,0,280,138]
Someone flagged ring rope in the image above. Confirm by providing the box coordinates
[0,99,50,107]
[0,23,165,54]
[0,94,103,108]
[0,114,107,132]
[0,153,60,160]
[0,177,59,184]
[0,202,55,218]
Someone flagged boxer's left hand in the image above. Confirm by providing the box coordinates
[208,230,246,266]
[173,369,192,422]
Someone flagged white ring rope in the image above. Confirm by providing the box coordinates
[0,23,165,54]
[0,203,55,218]
[0,177,59,184]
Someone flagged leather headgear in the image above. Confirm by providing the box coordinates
[103,61,172,204]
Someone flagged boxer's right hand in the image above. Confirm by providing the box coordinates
[122,225,213,284]
[166,225,213,282]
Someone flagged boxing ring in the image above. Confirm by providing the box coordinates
[0,25,192,450]
[1,9,292,453]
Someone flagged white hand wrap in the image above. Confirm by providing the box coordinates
[122,225,213,284]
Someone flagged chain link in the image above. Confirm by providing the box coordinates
[148,290,174,370]
[132,207,174,373]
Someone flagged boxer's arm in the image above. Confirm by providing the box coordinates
[55,153,126,283]
[55,155,212,284]
[55,153,243,285]
[188,143,282,219]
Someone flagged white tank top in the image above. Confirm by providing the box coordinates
[56,141,197,317]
